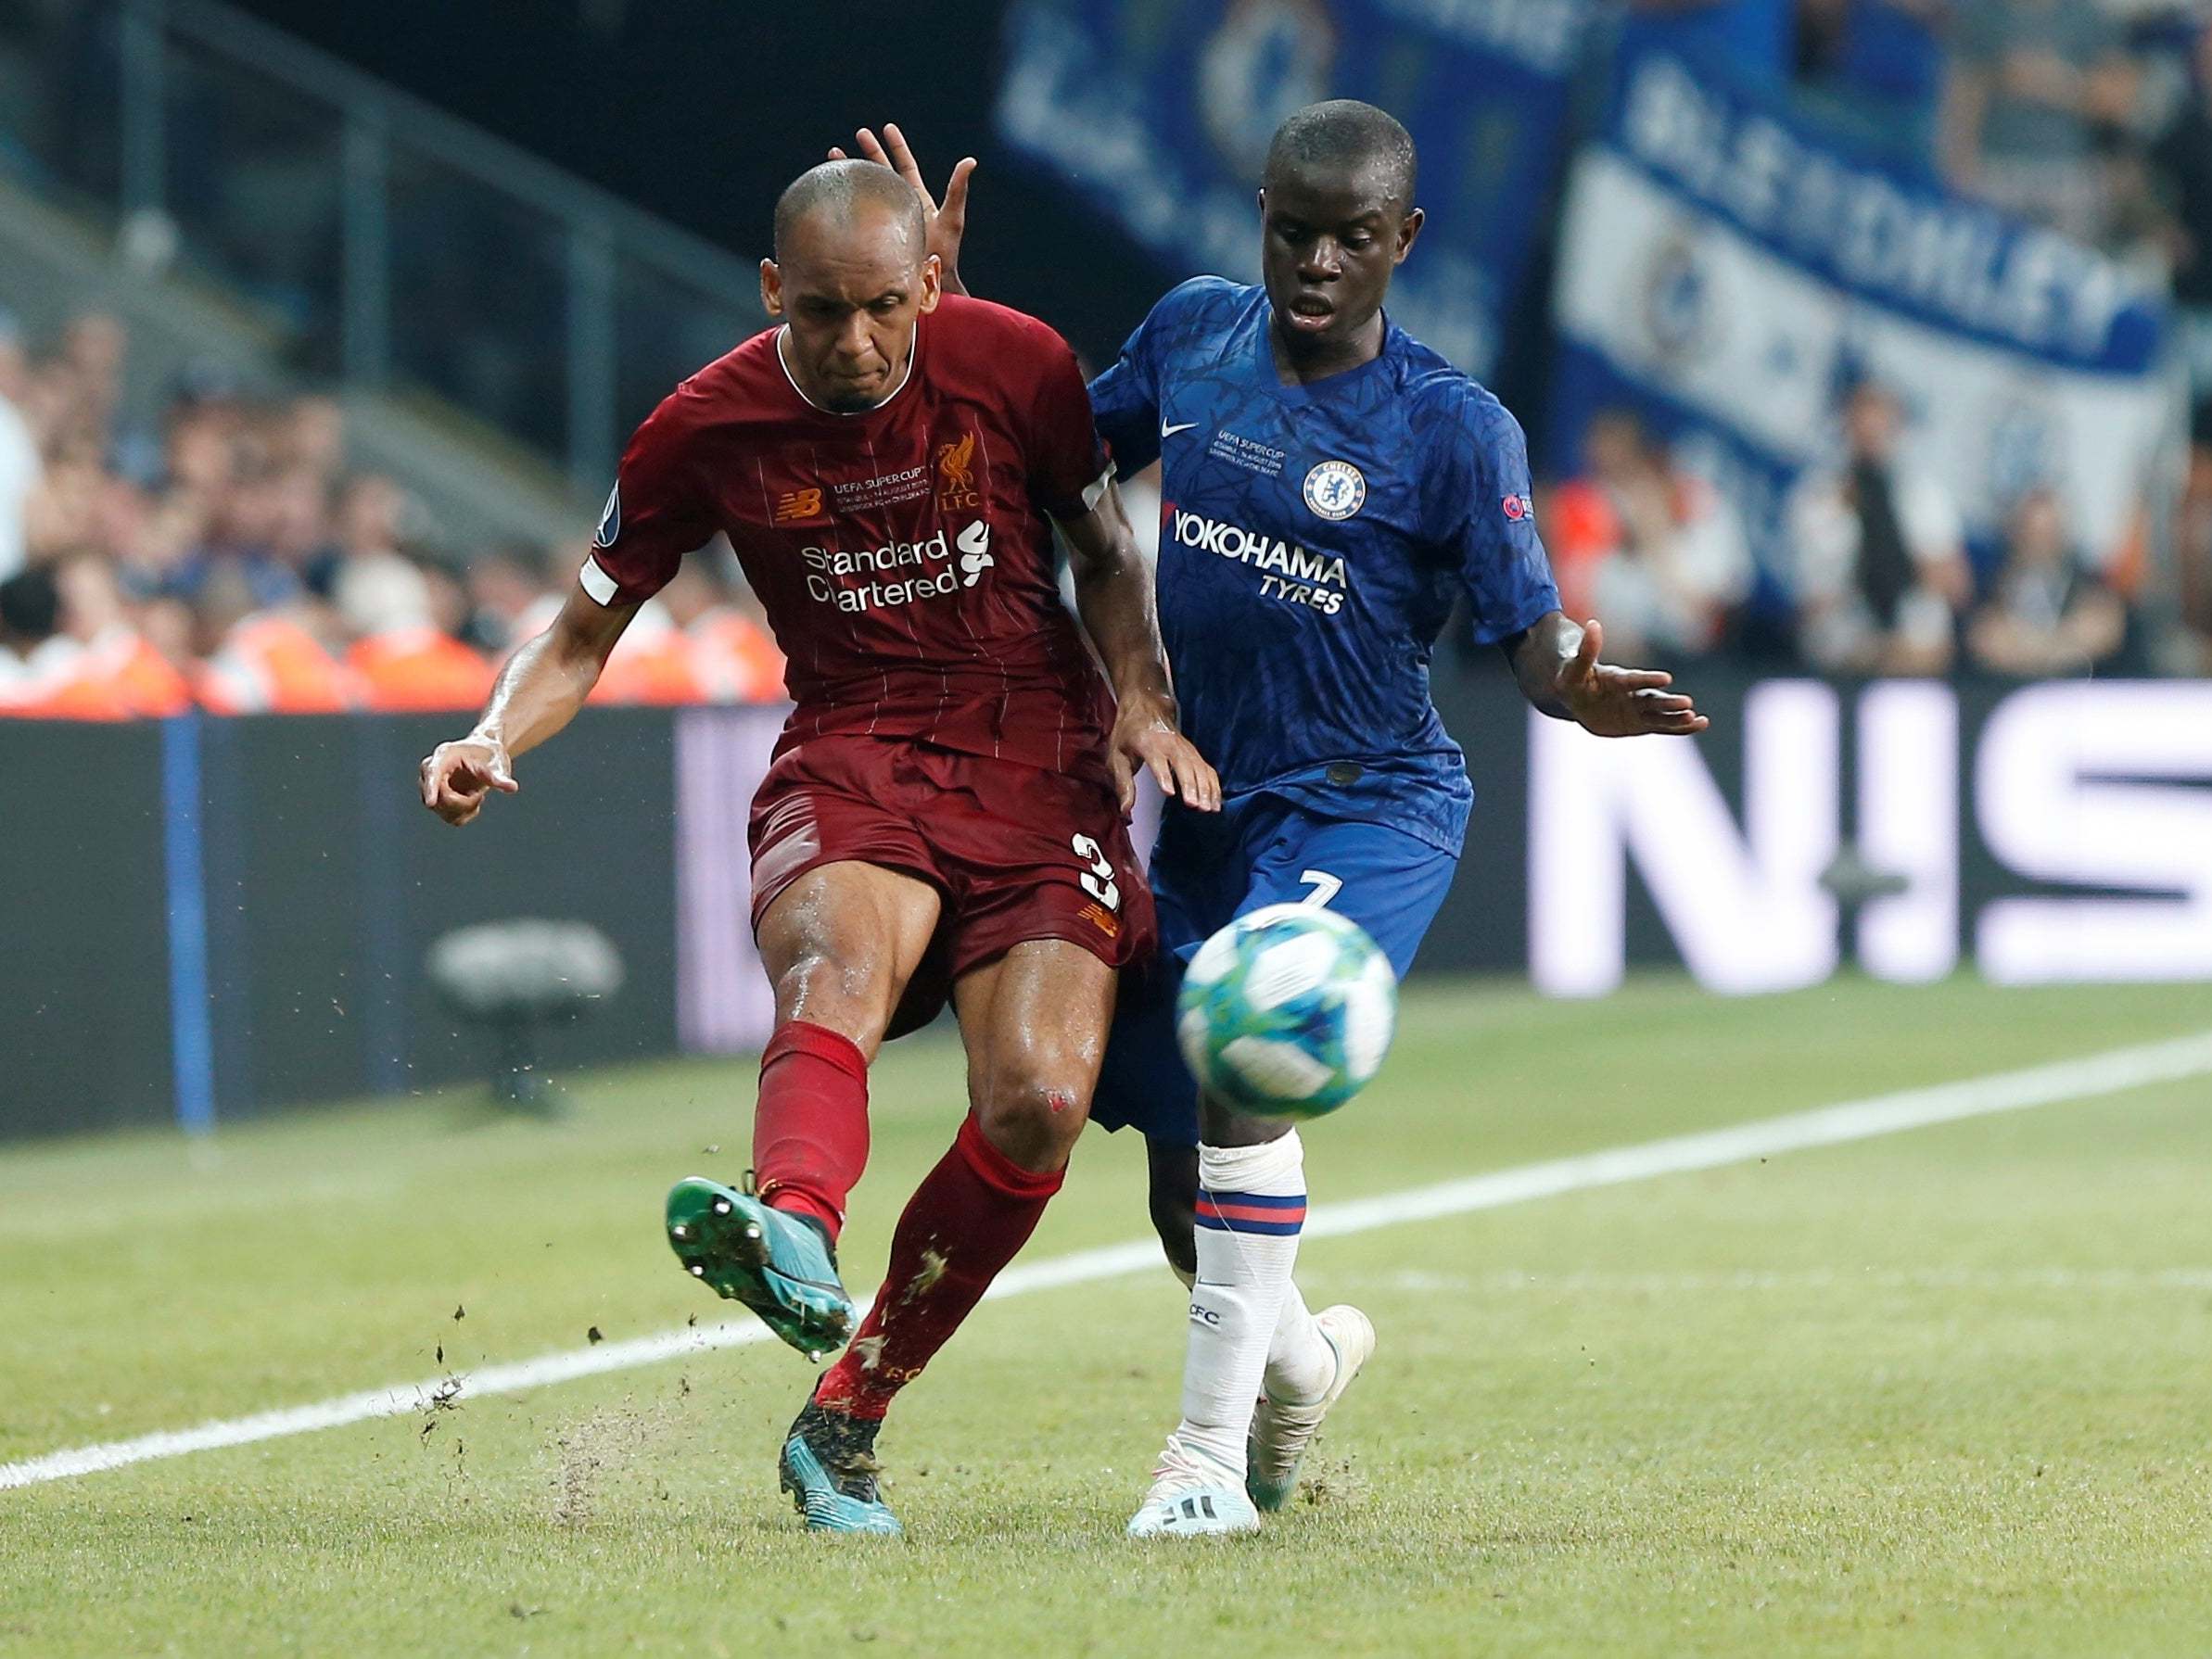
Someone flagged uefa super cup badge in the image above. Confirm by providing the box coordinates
[1303,460,1366,521]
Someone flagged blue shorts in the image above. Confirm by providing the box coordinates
[1089,794,1459,1146]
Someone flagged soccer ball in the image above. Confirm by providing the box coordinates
[1176,905,1398,1119]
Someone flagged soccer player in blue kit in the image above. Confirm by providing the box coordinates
[836,106,1707,1537]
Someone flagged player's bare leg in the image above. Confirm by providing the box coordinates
[1145,1137,1200,1280]
[788,940,1113,1532]
[814,938,1112,1408]
[667,861,938,1363]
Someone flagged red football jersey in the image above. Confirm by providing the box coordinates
[583,296,1117,783]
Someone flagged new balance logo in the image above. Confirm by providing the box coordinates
[774,487,824,523]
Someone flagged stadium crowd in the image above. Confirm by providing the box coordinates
[0,308,783,717]
[0,303,2194,724]
[7,0,2212,718]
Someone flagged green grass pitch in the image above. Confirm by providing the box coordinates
[4,975,2209,1656]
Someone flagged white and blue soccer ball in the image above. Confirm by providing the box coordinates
[1176,904,1398,1119]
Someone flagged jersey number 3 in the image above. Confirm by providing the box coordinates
[1072,834,1121,911]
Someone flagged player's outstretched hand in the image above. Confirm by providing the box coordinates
[418,735,518,827]
[828,123,973,296]
[1109,697,1221,817]
[1557,619,1710,739]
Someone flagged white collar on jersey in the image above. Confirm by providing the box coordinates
[774,321,920,416]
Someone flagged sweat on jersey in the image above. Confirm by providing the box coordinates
[1089,276,1561,855]
[585,295,1120,788]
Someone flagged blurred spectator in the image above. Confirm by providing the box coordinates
[660,551,787,703]
[51,550,194,716]
[338,552,496,712]
[416,551,476,641]
[0,310,802,720]
[320,471,419,594]
[590,595,712,706]
[2154,26,2212,671]
[0,313,38,580]
[1787,380,1971,675]
[1966,487,2126,676]
[1545,410,1752,661]
[0,562,132,719]
[261,467,341,578]
[1939,0,2133,242]
[462,543,558,653]
[194,565,359,716]
[2185,473,2212,672]
[277,395,347,480]
[59,314,129,451]
[21,428,108,564]
[0,567,72,699]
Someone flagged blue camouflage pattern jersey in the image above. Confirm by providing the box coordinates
[1089,277,1560,854]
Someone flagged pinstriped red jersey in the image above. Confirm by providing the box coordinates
[583,295,1117,785]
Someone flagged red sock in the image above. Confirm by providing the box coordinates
[752,1021,870,1243]
[815,1115,1063,1420]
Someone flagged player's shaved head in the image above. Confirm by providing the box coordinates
[1255,101,1424,372]
[762,158,942,413]
[1264,100,1417,209]
[772,158,927,269]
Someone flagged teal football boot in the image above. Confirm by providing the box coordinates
[665,1175,855,1358]
[779,1393,903,1536]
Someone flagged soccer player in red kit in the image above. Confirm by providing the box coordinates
[419,160,1218,1536]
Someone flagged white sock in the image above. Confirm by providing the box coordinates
[1171,1132,1306,1477]
[1264,1283,1336,1405]
[1174,1206,1328,1403]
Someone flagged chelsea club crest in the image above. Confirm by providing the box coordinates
[1303,459,1366,521]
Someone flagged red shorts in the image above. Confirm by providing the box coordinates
[748,735,1157,1037]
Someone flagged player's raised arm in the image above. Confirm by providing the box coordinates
[1059,481,1220,817]
[421,393,710,825]
[831,124,973,296]
[1439,390,1707,739]
[418,586,638,826]
[1506,614,1709,737]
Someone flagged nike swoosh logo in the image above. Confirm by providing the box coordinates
[1160,421,1199,438]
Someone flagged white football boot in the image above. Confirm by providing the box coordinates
[1125,1434,1261,1539]
[1245,1304,1376,1511]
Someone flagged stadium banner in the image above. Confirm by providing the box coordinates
[1513,677,2212,998]
[995,0,1595,379]
[1547,43,2173,574]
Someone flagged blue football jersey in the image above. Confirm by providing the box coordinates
[1090,277,1560,854]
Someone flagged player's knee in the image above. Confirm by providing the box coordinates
[971,1049,1094,1170]
[769,945,890,1047]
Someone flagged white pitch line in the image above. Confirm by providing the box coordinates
[6,1028,2210,1493]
